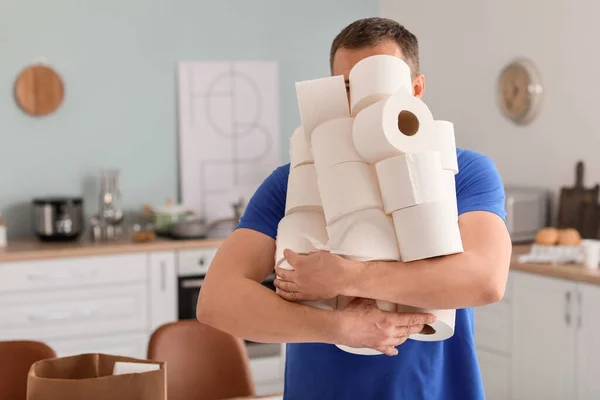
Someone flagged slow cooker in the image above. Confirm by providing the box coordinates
[33,197,84,242]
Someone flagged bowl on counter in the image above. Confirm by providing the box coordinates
[152,204,189,235]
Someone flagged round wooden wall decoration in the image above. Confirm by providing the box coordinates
[14,65,65,116]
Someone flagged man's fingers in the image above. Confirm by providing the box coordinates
[375,346,399,356]
[393,312,436,327]
[283,249,304,269]
[274,266,295,282]
[273,278,299,293]
[395,324,425,337]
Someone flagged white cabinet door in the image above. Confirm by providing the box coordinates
[148,252,177,333]
[477,349,510,400]
[511,272,577,400]
[49,333,149,359]
[577,283,600,400]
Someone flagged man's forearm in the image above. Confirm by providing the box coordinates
[344,250,508,310]
[197,274,340,344]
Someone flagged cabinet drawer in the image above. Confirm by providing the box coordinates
[48,333,149,360]
[474,301,511,354]
[478,349,510,400]
[0,284,148,341]
[177,248,218,277]
[0,254,147,293]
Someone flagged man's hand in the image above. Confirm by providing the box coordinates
[336,298,436,356]
[274,249,359,302]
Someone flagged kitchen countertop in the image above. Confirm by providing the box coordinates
[2,239,600,286]
[0,237,226,263]
[510,244,600,285]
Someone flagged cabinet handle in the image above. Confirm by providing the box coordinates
[577,290,582,328]
[565,291,572,326]
[182,279,204,289]
[160,261,166,292]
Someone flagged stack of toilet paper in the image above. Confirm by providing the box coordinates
[277,54,463,353]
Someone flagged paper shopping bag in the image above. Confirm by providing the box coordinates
[27,353,166,400]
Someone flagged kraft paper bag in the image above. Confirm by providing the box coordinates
[27,353,166,400]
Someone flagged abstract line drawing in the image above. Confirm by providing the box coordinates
[177,61,280,220]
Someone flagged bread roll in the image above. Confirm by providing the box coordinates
[535,227,559,245]
[558,228,582,246]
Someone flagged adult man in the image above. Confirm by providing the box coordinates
[197,17,512,400]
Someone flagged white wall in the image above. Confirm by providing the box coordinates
[381,0,600,208]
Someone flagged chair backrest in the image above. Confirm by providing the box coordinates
[148,320,255,400]
[0,340,56,400]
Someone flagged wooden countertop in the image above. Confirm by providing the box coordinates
[2,239,600,285]
[0,237,225,263]
[510,244,600,285]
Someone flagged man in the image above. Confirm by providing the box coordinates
[197,17,512,400]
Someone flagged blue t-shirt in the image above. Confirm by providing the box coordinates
[236,148,506,400]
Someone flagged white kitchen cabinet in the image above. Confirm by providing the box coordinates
[49,333,148,359]
[148,252,178,333]
[511,272,577,400]
[477,349,510,400]
[576,283,600,400]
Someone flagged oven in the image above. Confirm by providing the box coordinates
[176,248,284,365]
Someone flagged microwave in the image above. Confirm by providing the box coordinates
[504,186,550,243]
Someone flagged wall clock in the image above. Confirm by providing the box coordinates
[14,64,65,117]
[497,58,543,125]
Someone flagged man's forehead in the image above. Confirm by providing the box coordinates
[332,41,405,77]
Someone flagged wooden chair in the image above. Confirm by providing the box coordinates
[0,340,56,400]
[148,320,255,400]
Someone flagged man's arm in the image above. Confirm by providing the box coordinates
[196,228,339,344]
[348,210,512,309]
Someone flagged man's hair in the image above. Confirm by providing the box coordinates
[330,17,419,78]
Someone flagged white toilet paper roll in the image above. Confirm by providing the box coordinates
[275,211,328,266]
[289,126,313,168]
[311,117,364,175]
[376,300,397,312]
[375,151,445,213]
[434,120,458,174]
[296,75,350,141]
[441,169,458,216]
[285,164,322,215]
[396,305,456,342]
[392,200,463,262]
[349,55,413,116]
[326,208,400,261]
[353,92,435,164]
[336,345,383,356]
[317,162,383,224]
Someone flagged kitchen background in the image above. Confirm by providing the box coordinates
[0,0,377,237]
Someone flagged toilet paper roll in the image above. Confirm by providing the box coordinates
[375,151,445,213]
[434,120,458,174]
[349,55,413,116]
[392,200,463,262]
[296,75,350,141]
[311,117,364,175]
[289,126,313,168]
[353,92,435,164]
[285,164,322,215]
[326,208,400,261]
[441,169,458,217]
[317,162,383,224]
[336,345,383,356]
[396,305,456,342]
[376,300,397,312]
[275,211,328,266]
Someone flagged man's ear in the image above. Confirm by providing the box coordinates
[412,74,426,99]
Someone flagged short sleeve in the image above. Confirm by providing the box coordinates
[455,151,506,222]
[235,165,289,239]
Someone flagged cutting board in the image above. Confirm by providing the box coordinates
[557,161,600,238]
[14,64,64,116]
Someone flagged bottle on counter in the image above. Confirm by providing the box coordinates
[0,213,6,247]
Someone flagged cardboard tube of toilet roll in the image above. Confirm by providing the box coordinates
[349,55,413,116]
[289,126,313,169]
[295,75,350,141]
[392,200,463,262]
[317,162,383,224]
[396,305,456,342]
[434,120,459,174]
[326,208,400,261]
[285,164,322,215]
[353,91,435,164]
[311,117,364,175]
[375,151,446,213]
[275,211,328,267]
